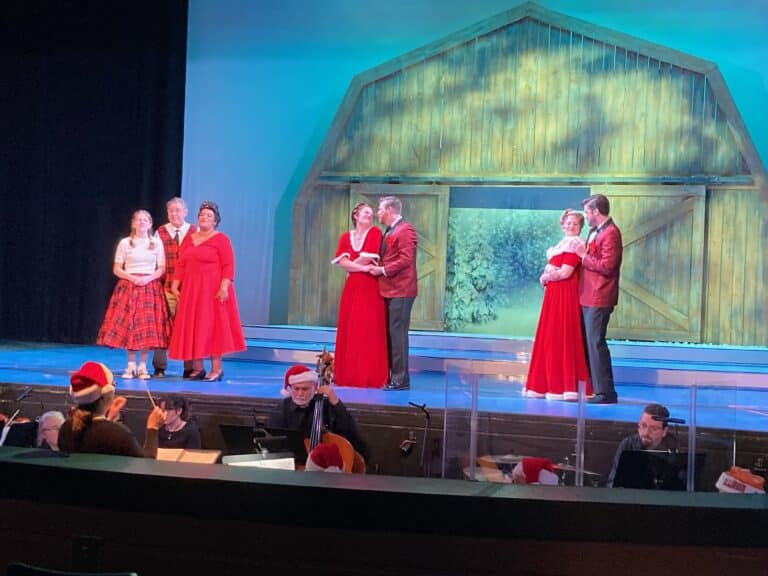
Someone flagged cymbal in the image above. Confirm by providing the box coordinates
[553,462,601,477]
[463,466,511,483]
[477,454,527,466]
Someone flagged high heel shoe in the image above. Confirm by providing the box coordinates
[203,371,223,382]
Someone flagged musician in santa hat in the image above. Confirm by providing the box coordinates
[267,364,368,466]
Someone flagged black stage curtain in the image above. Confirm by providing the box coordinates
[0,1,188,343]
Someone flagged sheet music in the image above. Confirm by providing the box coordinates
[156,448,221,464]
[225,457,295,470]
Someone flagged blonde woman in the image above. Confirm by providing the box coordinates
[97,210,170,379]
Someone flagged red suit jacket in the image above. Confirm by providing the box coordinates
[579,219,622,307]
[379,219,418,298]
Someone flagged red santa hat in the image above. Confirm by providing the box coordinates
[305,443,344,473]
[281,364,318,397]
[513,457,559,485]
[69,361,116,405]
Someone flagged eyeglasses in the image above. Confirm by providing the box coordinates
[638,422,663,432]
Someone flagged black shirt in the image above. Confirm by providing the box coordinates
[607,433,678,487]
[59,419,158,458]
[158,420,202,449]
[267,396,369,463]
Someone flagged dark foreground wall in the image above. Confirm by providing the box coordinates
[0,447,766,576]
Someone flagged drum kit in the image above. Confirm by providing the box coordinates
[466,454,603,486]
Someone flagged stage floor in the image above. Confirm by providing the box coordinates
[2,329,767,433]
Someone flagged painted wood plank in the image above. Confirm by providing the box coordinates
[718,189,735,342]
[742,191,759,343]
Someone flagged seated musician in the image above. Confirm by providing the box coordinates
[37,411,66,451]
[267,364,369,466]
[158,395,202,449]
[607,403,677,487]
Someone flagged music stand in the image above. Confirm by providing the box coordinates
[613,450,706,491]
[219,424,305,459]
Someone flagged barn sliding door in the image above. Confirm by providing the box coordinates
[597,185,705,342]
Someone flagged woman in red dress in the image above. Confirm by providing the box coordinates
[524,209,593,401]
[331,203,388,388]
[168,201,246,381]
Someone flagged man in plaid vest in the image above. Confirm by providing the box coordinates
[152,197,196,378]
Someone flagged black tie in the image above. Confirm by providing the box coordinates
[174,230,180,245]
[381,227,390,255]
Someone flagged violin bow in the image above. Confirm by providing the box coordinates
[140,379,156,408]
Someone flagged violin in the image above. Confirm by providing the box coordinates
[0,411,32,425]
[304,349,366,474]
[0,410,34,447]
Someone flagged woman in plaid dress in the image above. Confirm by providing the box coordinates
[97,210,170,379]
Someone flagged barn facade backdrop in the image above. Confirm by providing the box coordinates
[288,2,767,346]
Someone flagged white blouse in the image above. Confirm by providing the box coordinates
[114,237,165,274]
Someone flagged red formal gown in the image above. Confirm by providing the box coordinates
[169,233,246,360]
[525,251,593,399]
[332,226,388,388]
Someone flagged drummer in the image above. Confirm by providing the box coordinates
[606,403,677,487]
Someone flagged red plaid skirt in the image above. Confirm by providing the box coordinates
[97,278,170,350]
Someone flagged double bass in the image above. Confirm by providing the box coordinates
[304,349,366,474]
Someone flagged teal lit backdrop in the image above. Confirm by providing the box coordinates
[182,0,768,327]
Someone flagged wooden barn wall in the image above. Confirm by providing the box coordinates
[703,188,767,346]
[327,17,747,180]
[289,184,349,326]
[600,185,705,343]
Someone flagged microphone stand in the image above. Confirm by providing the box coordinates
[652,415,685,453]
[670,423,681,453]
[409,402,430,476]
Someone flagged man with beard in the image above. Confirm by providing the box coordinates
[607,403,677,487]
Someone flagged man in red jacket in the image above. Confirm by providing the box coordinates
[152,197,196,378]
[573,194,623,404]
[371,196,418,391]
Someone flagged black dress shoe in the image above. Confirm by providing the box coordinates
[587,393,618,404]
[182,369,193,379]
[383,381,410,391]
[187,369,207,381]
[153,369,166,379]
